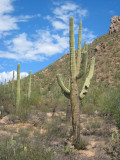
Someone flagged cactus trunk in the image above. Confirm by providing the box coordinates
[16,63,20,113]
[70,17,80,141]
[12,71,15,91]
[28,70,32,99]
[4,79,6,94]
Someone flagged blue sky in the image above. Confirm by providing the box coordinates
[0,0,120,83]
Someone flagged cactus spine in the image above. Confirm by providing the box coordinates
[12,71,15,91]
[28,70,32,99]
[57,17,95,143]
[16,63,20,113]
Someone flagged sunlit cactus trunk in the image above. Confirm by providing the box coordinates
[28,70,32,99]
[12,71,15,91]
[16,63,20,113]
[4,79,6,94]
[57,17,95,145]
[70,17,80,141]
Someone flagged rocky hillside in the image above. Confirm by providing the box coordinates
[29,15,120,92]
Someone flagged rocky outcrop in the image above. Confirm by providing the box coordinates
[109,16,120,34]
[94,42,108,52]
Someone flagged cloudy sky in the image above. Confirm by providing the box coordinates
[0,0,120,83]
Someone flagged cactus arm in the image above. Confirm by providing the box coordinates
[77,49,88,79]
[76,22,82,76]
[56,74,70,94]
[80,57,95,99]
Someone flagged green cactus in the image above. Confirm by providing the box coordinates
[16,63,20,113]
[28,70,32,99]
[4,79,6,94]
[32,75,35,87]
[12,71,15,91]
[57,17,95,144]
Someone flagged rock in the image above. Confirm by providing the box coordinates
[95,42,108,52]
[95,45,101,52]
[109,15,120,34]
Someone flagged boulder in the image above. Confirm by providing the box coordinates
[109,15,120,34]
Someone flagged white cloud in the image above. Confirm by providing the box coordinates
[0,71,28,83]
[7,33,33,54]
[52,2,88,23]
[0,0,14,15]
[82,30,97,44]
[52,21,68,30]
[0,15,18,32]
[0,0,17,37]
[17,14,41,22]
[0,1,96,61]
[0,30,69,61]
[46,1,96,43]
[0,0,41,38]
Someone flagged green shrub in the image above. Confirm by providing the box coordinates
[0,136,56,160]
[30,93,41,107]
[72,136,89,150]
[106,130,120,160]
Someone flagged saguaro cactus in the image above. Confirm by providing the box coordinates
[4,79,6,94]
[12,71,15,91]
[16,63,20,113]
[28,70,32,99]
[57,17,95,144]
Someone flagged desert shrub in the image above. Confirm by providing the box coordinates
[72,136,89,150]
[106,130,120,160]
[15,93,31,122]
[81,83,120,128]
[62,144,75,155]
[29,93,41,107]
[0,136,56,160]
[45,118,67,139]
[98,86,120,128]
[114,71,120,79]
[86,118,101,131]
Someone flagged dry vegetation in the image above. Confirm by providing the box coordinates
[0,29,120,159]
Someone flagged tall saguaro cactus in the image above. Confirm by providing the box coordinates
[57,17,95,144]
[28,70,32,99]
[4,79,6,94]
[12,71,15,91]
[16,63,20,113]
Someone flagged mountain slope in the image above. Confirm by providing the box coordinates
[28,16,120,95]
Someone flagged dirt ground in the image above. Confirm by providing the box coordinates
[0,111,115,160]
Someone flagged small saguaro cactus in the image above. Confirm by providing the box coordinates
[12,71,15,91]
[57,17,95,144]
[28,70,32,99]
[16,63,20,113]
[4,79,6,94]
